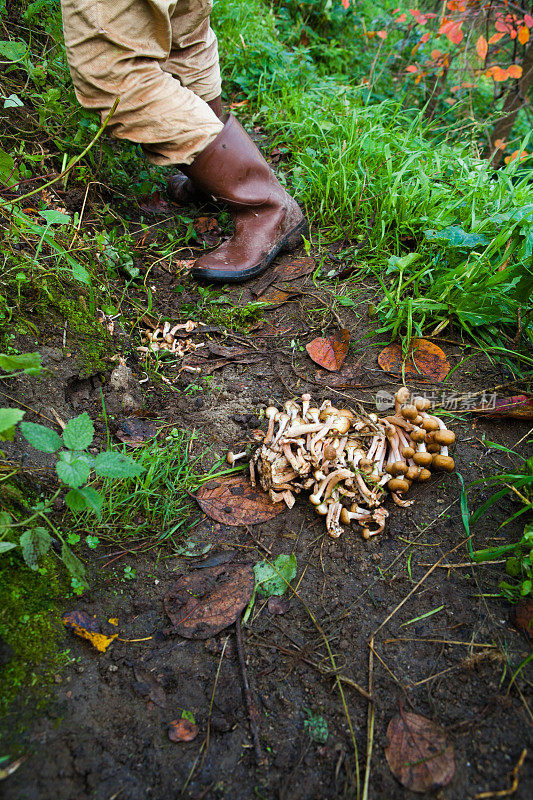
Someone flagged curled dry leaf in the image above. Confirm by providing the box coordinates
[510,599,533,640]
[378,338,450,381]
[168,718,199,742]
[116,417,158,447]
[62,610,118,653]
[164,563,254,639]
[306,328,350,372]
[385,711,455,793]
[252,256,316,297]
[139,190,171,215]
[196,474,284,526]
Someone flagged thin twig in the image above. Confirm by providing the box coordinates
[474,748,527,799]
[235,616,266,766]
[362,637,375,800]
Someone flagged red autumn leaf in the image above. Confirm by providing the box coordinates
[386,712,455,793]
[341,0,350,8]
[405,64,419,73]
[397,13,407,23]
[476,35,488,60]
[164,563,255,639]
[196,474,284,526]
[518,25,530,44]
[431,49,443,58]
[525,14,533,28]
[168,719,199,742]
[510,599,533,639]
[306,328,350,372]
[378,338,451,381]
[507,64,523,79]
[420,32,430,43]
[376,30,387,39]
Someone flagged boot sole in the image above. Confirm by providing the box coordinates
[191,218,310,284]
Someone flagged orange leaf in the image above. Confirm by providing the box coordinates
[494,138,507,150]
[421,32,430,43]
[386,713,455,792]
[405,64,418,73]
[168,719,199,742]
[341,0,350,8]
[376,30,388,39]
[507,64,523,79]
[476,35,488,59]
[486,66,509,81]
[488,32,505,44]
[397,13,407,23]
[62,611,118,653]
[378,339,451,381]
[518,26,530,44]
[306,328,350,372]
[431,49,442,58]
[196,475,284,526]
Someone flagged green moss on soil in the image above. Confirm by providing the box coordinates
[0,552,70,722]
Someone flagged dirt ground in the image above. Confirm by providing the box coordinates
[1,201,532,800]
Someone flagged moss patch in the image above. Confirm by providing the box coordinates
[0,552,70,724]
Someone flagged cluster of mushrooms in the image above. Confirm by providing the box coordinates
[226,388,456,540]
[137,320,203,357]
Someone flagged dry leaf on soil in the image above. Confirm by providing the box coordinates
[168,718,199,742]
[139,190,171,215]
[385,711,455,793]
[115,417,158,447]
[164,563,254,639]
[255,288,300,307]
[194,216,221,247]
[62,610,118,653]
[306,328,350,372]
[510,599,533,640]
[196,474,284,526]
[378,338,450,381]
[252,257,316,297]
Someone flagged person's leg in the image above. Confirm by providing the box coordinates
[60,0,224,166]
[181,115,308,283]
[162,0,224,203]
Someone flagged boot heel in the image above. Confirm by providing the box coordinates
[280,219,309,253]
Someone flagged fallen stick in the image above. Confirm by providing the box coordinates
[235,616,266,766]
[362,637,375,800]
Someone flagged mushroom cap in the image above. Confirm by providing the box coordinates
[395,387,410,405]
[410,428,426,443]
[358,457,373,474]
[434,429,455,446]
[414,396,431,412]
[329,415,351,435]
[401,445,415,459]
[340,508,351,525]
[336,409,355,420]
[413,451,433,467]
[427,443,441,454]
[406,465,421,481]
[417,468,432,482]
[316,502,329,515]
[401,405,418,421]
[319,404,338,421]
[265,406,278,418]
[432,454,455,472]
[388,460,408,477]
[421,417,440,432]
[387,477,411,494]
[323,444,337,461]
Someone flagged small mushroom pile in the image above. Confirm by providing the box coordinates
[137,320,204,356]
[227,388,456,540]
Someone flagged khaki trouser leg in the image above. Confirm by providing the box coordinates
[59,0,224,165]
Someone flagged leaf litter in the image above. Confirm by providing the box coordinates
[306,328,350,371]
[196,474,284,526]
[62,610,118,653]
[385,711,455,793]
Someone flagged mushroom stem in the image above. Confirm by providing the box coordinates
[227,450,247,465]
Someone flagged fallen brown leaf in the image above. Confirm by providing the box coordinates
[385,711,455,793]
[139,190,171,215]
[115,417,158,447]
[196,474,284,526]
[378,339,450,381]
[168,718,199,742]
[510,599,533,640]
[252,257,316,297]
[306,329,350,372]
[164,563,254,639]
[62,610,118,653]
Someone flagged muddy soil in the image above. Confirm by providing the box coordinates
[1,211,532,800]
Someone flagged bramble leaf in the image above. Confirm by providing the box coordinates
[62,412,94,451]
[20,421,62,452]
[19,527,51,570]
[94,451,144,479]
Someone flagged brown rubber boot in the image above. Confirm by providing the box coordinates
[167,96,223,205]
[181,114,308,282]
